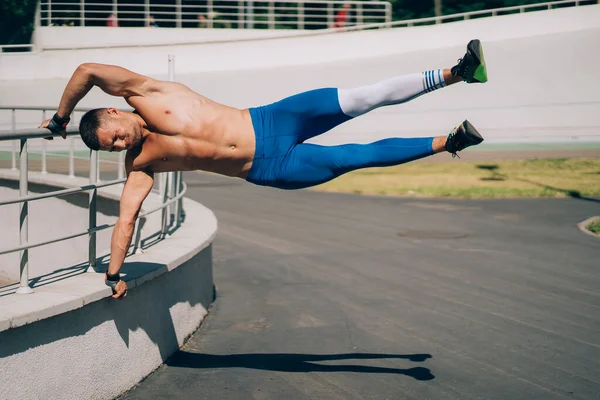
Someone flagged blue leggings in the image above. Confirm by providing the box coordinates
[246,88,434,190]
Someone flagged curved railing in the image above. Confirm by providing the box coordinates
[0,56,186,295]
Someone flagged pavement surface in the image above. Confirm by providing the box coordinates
[116,170,600,400]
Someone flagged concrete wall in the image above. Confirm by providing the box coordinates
[0,241,215,400]
[0,180,217,400]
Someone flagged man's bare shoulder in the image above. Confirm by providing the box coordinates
[125,144,154,173]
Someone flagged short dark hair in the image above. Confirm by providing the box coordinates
[79,108,106,151]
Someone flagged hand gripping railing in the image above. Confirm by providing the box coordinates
[0,56,185,294]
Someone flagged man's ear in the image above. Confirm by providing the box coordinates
[107,108,119,116]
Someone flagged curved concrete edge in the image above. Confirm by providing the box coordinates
[0,168,216,331]
[577,216,600,239]
[0,171,218,400]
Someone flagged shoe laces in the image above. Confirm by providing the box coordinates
[447,131,463,159]
[455,57,470,78]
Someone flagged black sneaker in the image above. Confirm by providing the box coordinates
[445,120,484,157]
[451,39,488,83]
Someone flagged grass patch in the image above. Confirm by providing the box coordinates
[587,218,600,235]
[312,158,600,199]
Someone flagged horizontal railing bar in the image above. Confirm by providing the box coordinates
[0,106,95,112]
[0,44,35,48]
[40,0,388,6]
[0,181,184,255]
[0,178,126,206]
[38,17,383,24]
[0,223,115,256]
[0,127,79,141]
[32,151,89,161]
[43,5,388,13]
[27,150,122,165]
[139,182,187,218]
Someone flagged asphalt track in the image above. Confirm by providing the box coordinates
[117,168,600,400]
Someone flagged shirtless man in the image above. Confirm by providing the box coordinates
[41,39,488,299]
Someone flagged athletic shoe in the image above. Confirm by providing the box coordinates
[445,120,484,157]
[451,39,488,83]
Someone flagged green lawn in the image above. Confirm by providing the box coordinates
[312,158,600,199]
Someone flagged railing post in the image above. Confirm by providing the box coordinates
[97,151,101,183]
[248,0,254,28]
[386,3,391,26]
[174,172,182,227]
[297,2,303,29]
[89,149,97,270]
[49,0,52,26]
[160,172,171,238]
[169,172,176,224]
[159,53,177,238]
[118,151,125,179]
[133,217,144,254]
[80,0,85,26]
[176,0,182,28]
[239,0,245,28]
[69,136,75,178]
[11,109,17,170]
[327,3,333,28]
[16,138,33,294]
[42,110,47,174]
[357,3,363,26]
[208,0,214,28]
[269,1,275,29]
[145,0,150,26]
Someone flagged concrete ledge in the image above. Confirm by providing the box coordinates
[0,172,218,400]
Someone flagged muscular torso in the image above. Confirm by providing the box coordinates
[125,81,256,178]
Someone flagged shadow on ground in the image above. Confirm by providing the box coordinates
[165,352,435,381]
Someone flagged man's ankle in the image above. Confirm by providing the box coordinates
[443,69,463,85]
[432,136,448,153]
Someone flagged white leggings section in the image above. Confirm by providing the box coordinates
[337,70,447,118]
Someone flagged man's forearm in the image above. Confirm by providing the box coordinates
[57,64,95,118]
[107,217,136,276]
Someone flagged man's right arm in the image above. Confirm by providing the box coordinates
[106,166,155,299]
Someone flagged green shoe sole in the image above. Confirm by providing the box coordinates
[472,41,488,83]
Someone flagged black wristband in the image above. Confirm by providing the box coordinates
[52,112,70,127]
[47,113,70,133]
[106,272,120,281]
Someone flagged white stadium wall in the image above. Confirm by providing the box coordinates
[1,6,599,143]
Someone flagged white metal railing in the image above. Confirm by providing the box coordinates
[378,0,595,28]
[0,56,186,295]
[37,0,391,30]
